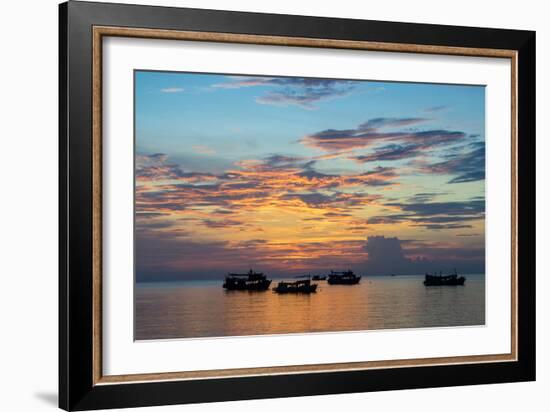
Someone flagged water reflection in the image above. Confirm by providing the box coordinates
[135,275,485,340]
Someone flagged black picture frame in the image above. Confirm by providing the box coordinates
[59,1,536,410]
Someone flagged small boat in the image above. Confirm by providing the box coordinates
[273,277,318,294]
[312,275,326,281]
[223,269,272,291]
[327,270,361,285]
[423,269,465,286]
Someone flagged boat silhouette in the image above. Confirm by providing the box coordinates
[423,269,466,286]
[312,275,326,281]
[327,270,361,285]
[223,269,272,291]
[273,276,317,294]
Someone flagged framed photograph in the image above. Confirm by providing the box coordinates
[59,1,535,410]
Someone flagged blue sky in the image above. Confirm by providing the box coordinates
[135,71,484,169]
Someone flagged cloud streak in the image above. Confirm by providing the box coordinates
[420,142,485,183]
[212,76,358,109]
[302,118,464,152]
[367,199,485,230]
[135,153,396,216]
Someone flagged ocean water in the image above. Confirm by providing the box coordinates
[135,274,485,340]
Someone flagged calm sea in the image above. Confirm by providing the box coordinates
[135,274,485,340]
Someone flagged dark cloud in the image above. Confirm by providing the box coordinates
[136,152,216,182]
[403,240,485,261]
[136,237,232,282]
[359,117,427,130]
[343,166,397,186]
[407,192,442,203]
[358,235,485,275]
[254,154,320,175]
[214,77,353,89]
[302,117,465,152]
[213,76,357,109]
[263,154,307,167]
[282,192,377,208]
[136,220,175,230]
[351,144,420,163]
[367,199,484,230]
[296,168,340,186]
[421,223,473,230]
[238,239,268,247]
[364,236,409,271]
[282,192,334,207]
[362,166,396,177]
[202,219,243,229]
[421,142,485,183]
[389,199,484,217]
[257,86,353,109]
[135,212,169,218]
[213,209,235,215]
[136,182,257,212]
[324,212,352,217]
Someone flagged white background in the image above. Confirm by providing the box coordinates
[103,37,511,376]
[0,0,546,411]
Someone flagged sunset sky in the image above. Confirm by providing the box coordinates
[135,70,485,281]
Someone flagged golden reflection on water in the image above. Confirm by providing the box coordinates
[135,275,485,340]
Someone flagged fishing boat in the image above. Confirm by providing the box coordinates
[312,275,326,281]
[423,269,466,286]
[327,270,361,285]
[273,277,318,294]
[223,269,272,291]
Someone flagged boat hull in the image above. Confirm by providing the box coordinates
[423,276,465,286]
[223,279,272,291]
[327,276,361,285]
[273,284,318,294]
